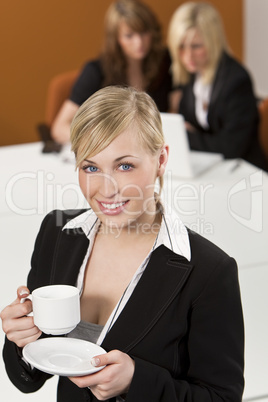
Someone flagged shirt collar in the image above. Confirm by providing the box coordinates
[156,203,191,260]
[63,204,191,261]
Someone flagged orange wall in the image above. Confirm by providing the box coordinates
[0,0,242,146]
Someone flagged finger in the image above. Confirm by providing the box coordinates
[17,286,30,300]
[1,300,33,327]
[91,350,120,368]
[7,299,33,319]
[9,286,30,306]
[69,372,104,389]
[8,325,41,340]
[69,353,110,388]
[17,286,30,298]
[9,327,42,348]
[3,315,36,333]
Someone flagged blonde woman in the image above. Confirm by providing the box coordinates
[1,87,244,401]
[51,0,172,144]
[168,2,267,170]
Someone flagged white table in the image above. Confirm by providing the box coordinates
[0,142,267,401]
[163,158,268,268]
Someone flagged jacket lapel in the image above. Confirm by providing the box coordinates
[208,53,228,120]
[102,245,193,352]
[188,76,200,127]
[50,228,89,285]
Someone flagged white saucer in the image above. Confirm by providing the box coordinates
[23,337,106,376]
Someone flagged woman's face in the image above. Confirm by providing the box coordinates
[117,21,152,61]
[78,128,167,233]
[178,28,209,74]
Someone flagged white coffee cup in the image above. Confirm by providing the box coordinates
[28,285,80,335]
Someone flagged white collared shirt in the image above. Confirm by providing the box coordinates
[63,204,191,346]
[193,74,212,129]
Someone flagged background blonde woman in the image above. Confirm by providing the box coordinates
[2,86,244,401]
[168,1,267,170]
[51,0,172,144]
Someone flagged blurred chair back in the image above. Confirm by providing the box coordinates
[258,98,268,160]
[45,70,79,127]
[37,69,79,152]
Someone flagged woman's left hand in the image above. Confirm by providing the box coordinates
[69,349,135,400]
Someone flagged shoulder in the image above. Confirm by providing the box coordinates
[79,59,103,77]
[38,209,89,235]
[187,228,237,275]
[31,209,89,264]
[188,228,232,260]
[181,230,239,304]
[218,52,253,84]
[155,229,238,300]
[70,59,104,104]
[160,48,172,68]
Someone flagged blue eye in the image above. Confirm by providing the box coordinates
[82,165,99,173]
[118,163,133,171]
[89,166,98,172]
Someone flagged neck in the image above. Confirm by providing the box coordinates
[126,57,143,69]
[98,210,162,245]
[126,59,144,90]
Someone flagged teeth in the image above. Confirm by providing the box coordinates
[101,201,126,210]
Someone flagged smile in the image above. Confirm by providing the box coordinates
[100,201,127,210]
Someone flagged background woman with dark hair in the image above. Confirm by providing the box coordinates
[51,0,172,145]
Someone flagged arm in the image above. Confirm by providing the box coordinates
[169,89,182,113]
[187,74,259,159]
[126,257,244,401]
[51,60,103,145]
[51,99,79,144]
[1,288,52,393]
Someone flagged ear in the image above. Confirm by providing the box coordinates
[157,145,169,177]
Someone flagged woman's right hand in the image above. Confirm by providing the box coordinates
[185,121,197,133]
[0,286,42,348]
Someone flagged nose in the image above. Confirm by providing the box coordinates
[98,173,119,198]
[133,33,143,47]
[182,45,193,59]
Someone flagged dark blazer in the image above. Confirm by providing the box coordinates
[179,52,268,170]
[3,209,244,402]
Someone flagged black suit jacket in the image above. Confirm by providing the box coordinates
[179,52,267,170]
[3,209,244,401]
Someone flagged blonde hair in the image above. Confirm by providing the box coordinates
[100,0,165,87]
[167,2,229,85]
[70,86,165,195]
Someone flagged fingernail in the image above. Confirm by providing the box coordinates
[19,289,29,296]
[91,357,100,367]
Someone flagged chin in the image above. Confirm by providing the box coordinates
[185,65,197,73]
[133,52,148,60]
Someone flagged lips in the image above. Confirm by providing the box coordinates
[97,200,129,215]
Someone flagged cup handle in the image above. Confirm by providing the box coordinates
[20,294,32,303]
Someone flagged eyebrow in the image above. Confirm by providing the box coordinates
[84,155,139,164]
